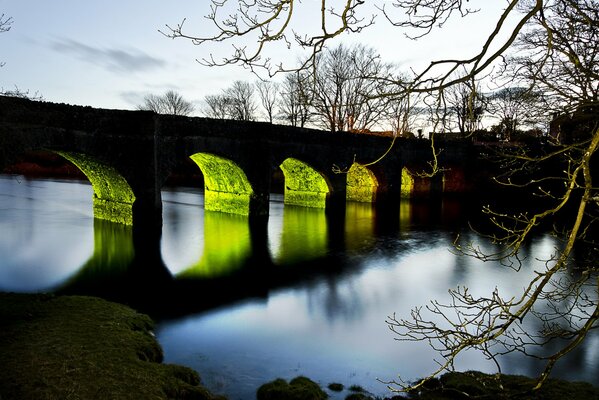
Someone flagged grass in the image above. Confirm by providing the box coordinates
[2,292,598,400]
[0,292,224,400]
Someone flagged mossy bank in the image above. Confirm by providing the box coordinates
[0,292,224,400]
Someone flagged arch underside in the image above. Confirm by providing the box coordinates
[347,163,378,202]
[280,158,330,208]
[401,167,415,199]
[190,153,254,216]
[57,151,135,225]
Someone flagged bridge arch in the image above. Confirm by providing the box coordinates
[401,167,415,199]
[279,158,330,208]
[346,163,378,203]
[189,152,254,215]
[56,151,135,225]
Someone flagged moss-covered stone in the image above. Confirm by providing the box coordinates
[57,151,135,225]
[280,158,330,208]
[408,371,599,400]
[190,152,254,216]
[0,292,223,400]
[400,167,414,199]
[346,163,378,203]
[257,376,328,400]
[328,382,344,392]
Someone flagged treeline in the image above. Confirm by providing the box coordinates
[138,42,592,144]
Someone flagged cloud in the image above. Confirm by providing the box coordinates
[51,38,166,72]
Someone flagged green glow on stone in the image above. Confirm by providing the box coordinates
[61,219,135,288]
[178,211,251,278]
[190,153,254,215]
[274,206,328,265]
[399,199,411,230]
[57,151,135,225]
[346,163,378,202]
[345,202,375,252]
[401,167,414,199]
[279,158,329,208]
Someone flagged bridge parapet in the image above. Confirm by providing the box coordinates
[0,96,479,225]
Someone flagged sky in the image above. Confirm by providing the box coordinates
[0,1,516,116]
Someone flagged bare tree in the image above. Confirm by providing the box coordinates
[278,72,312,127]
[138,90,195,116]
[308,43,393,132]
[487,86,543,141]
[203,94,230,119]
[223,80,257,121]
[203,81,257,121]
[444,79,486,135]
[0,13,13,68]
[255,80,279,123]
[0,86,43,101]
[163,0,599,395]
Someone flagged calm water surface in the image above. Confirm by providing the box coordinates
[0,175,597,400]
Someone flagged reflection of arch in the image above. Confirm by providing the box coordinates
[274,206,328,265]
[178,211,251,278]
[346,163,378,202]
[190,153,254,215]
[57,151,135,225]
[60,219,135,290]
[279,158,330,208]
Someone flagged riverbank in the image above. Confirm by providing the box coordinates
[0,292,224,400]
[2,292,598,400]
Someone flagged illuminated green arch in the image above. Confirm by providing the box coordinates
[190,152,254,215]
[346,163,378,202]
[57,151,135,225]
[401,167,414,199]
[280,158,330,208]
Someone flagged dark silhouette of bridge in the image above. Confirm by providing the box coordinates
[0,95,475,228]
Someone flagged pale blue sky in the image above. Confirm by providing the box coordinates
[1,1,514,114]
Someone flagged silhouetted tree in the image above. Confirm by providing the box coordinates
[203,81,257,121]
[487,87,543,141]
[278,72,312,127]
[138,90,194,116]
[0,13,13,67]
[203,94,230,119]
[223,80,257,121]
[255,80,279,123]
[307,44,393,132]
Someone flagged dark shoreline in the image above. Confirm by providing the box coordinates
[0,292,224,400]
[2,292,598,400]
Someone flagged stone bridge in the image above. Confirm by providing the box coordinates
[0,95,475,227]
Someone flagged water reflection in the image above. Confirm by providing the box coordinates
[177,211,252,278]
[0,176,93,292]
[60,218,135,289]
[344,202,375,253]
[1,177,597,400]
[272,205,328,265]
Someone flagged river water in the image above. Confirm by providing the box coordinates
[0,175,597,399]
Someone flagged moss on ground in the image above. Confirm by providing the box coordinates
[0,292,224,400]
[403,371,599,400]
[263,372,599,400]
[257,376,328,400]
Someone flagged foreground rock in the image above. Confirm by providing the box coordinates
[258,371,599,400]
[0,292,224,400]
